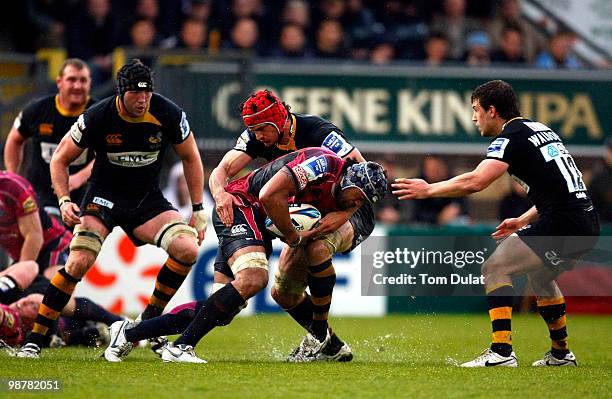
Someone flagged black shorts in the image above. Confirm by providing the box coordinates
[80,185,175,246]
[517,206,600,270]
[36,231,71,273]
[346,202,376,254]
[213,197,273,279]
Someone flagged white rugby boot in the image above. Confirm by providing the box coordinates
[460,348,518,367]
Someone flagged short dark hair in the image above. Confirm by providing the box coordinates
[471,80,520,120]
[58,58,89,76]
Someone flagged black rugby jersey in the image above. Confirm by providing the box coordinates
[14,95,95,206]
[233,113,355,161]
[485,118,591,212]
[69,93,191,197]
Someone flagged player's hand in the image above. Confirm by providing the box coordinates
[215,191,241,227]
[61,202,81,227]
[391,178,431,200]
[491,217,525,242]
[189,210,208,245]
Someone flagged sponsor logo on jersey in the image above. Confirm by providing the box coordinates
[38,123,53,136]
[148,132,162,144]
[92,196,114,209]
[575,192,587,199]
[22,196,37,213]
[300,156,329,181]
[180,111,190,140]
[540,143,569,162]
[291,165,309,190]
[486,138,510,159]
[86,203,101,212]
[234,131,250,151]
[107,151,160,167]
[106,134,123,145]
[230,224,248,236]
[322,131,353,157]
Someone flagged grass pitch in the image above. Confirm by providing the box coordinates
[1,313,611,398]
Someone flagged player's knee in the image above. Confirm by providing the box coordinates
[65,251,95,278]
[305,240,333,264]
[234,268,268,298]
[272,271,306,308]
[168,235,199,265]
[271,285,301,309]
[481,256,505,279]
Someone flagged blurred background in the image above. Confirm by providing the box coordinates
[0,0,610,316]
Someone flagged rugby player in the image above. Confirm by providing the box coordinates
[392,80,600,367]
[4,59,95,219]
[103,147,387,363]
[16,59,207,358]
[210,89,375,361]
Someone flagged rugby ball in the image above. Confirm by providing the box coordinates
[265,203,321,237]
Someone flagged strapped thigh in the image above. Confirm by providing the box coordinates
[154,221,197,251]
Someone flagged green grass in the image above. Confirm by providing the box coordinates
[1,314,611,398]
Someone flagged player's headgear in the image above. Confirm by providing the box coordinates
[115,58,153,96]
[241,89,289,136]
[340,161,388,204]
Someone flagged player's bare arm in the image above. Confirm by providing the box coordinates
[259,168,301,245]
[492,205,539,241]
[17,211,44,261]
[173,133,206,243]
[50,133,84,226]
[4,127,26,173]
[68,159,94,192]
[210,149,253,226]
[392,159,508,200]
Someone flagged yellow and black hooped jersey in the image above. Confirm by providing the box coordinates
[69,93,191,197]
[14,95,96,205]
[233,113,355,161]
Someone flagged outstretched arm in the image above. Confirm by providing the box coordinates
[392,159,509,200]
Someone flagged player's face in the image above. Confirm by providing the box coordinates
[123,90,153,117]
[56,65,91,108]
[9,293,43,326]
[472,99,497,137]
[337,187,366,210]
[251,124,280,146]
